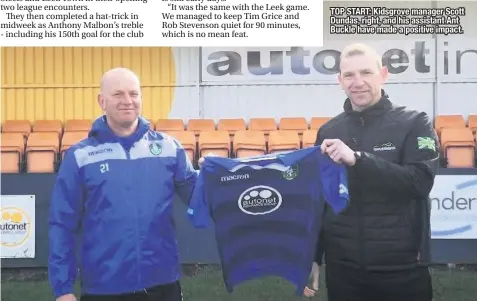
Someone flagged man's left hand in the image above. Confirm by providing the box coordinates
[321,139,356,166]
[198,152,218,168]
[303,262,320,297]
[198,157,206,168]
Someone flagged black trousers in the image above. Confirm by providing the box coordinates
[80,281,183,301]
[325,264,433,301]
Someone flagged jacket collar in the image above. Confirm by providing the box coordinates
[88,115,151,149]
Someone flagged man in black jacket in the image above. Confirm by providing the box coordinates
[305,43,440,301]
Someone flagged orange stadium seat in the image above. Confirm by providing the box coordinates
[440,127,476,168]
[233,130,266,158]
[310,117,331,130]
[1,133,25,173]
[61,131,88,158]
[434,115,466,136]
[164,131,196,163]
[218,118,246,135]
[155,119,185,132]
[64,119,92,132]
[268,130,301,154]
[249,118,277,133]
[468,115,477,135]
[278,117,309,135]
[2,120,31,139]
[187,119,215,135]
[198,130,231,158]
[26,132,60,173]
[302,130,318,148]
[33,119,63,138]
[249,118,277,142]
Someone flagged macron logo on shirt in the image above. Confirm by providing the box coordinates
[88,148,113,156]
[221,174,250,182]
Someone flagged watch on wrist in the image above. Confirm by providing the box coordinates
[354,151,362,161]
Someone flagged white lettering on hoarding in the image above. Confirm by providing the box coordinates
[202,39,477,82]
[1,195,36,258]
[430,176,477,239]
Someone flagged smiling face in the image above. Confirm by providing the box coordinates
[98,68,142,131]
[338,44,389,111]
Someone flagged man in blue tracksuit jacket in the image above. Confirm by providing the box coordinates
[49,68,199,301]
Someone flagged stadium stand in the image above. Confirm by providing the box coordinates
[155,119,185,132]
[278,117,309,134]
[64,119,92,132]
[1,115,477,173]
[249,118,277,132]
[25,132,59,173]
[164,130,196,163]
[249,118,277,143]
[233,130,267,158]
[61,131,89,158]
[33,120,63,138]
[268,130,301,154]
[302,130,318,148]
[434,114,467,139]
[217,118,247,139]
[198,130,231,158]
[310,117,332,130]
[2,120,31,140]
[1,132,25,173]
[468,114,477,136]
[440,127,476,168]
[187,119,216,136]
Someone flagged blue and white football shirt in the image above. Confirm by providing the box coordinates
[187,146,349,295]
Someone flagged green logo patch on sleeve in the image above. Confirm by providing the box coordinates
[417,136,436,151]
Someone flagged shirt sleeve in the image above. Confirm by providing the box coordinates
[48,148,82,298]
[186,171,212,228]
[352,111,439,200]
[318,153,350,214]
[172,138,199,205]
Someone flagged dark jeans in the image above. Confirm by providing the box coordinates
[325,263,433,301]
[80,281,183,301]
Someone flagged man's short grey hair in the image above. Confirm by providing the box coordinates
[340,43,382,71]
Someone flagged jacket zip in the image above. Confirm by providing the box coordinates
[124,146,142,290]
[357,116,365,269]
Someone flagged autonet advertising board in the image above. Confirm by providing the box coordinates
[1,195,36,258]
